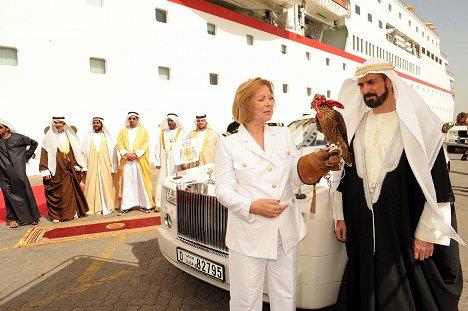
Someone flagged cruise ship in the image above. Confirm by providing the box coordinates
[0,0,455,174]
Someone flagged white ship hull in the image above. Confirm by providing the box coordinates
[0,0,455,175]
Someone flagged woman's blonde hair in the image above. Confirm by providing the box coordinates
[232,77,274,124]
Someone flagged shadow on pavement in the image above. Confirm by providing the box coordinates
[0,239,230,311]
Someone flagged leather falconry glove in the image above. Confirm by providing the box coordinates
[297,148,342,185]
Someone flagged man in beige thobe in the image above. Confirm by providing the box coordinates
[82,117,119,215]
[186,114,219,168]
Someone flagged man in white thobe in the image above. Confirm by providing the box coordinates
[154,113,186,208]
[117,112,154,215]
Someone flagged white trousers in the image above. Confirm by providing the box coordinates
[228,239,298,311]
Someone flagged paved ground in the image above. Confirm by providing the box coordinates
[0,152,467,311]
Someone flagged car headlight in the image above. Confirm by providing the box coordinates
[166,188,177,205]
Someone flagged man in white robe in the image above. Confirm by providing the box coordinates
[186,114,219,168]
[82,117,119,215]
[117,112,154,215]
[154,113,186,208]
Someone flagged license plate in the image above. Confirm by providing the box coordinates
[176,247,225,282]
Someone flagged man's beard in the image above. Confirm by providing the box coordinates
[363,85,389,108]
[93,126,103,133]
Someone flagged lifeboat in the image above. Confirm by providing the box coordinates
[218,0,301,11]
[305,0,350,24]
[425,22,437,32]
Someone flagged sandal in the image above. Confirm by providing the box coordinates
[117,210,129,216]
[139,207,151,213]
[9,221,19,228]
[31,221,38,225]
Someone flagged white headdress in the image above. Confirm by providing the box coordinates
[82,117,118,172]
[337,58,463,244]
[194,114,209,128]
[41,117,85,176]
[124,111,144,127]
[0,119,17,133]
[159,113,185,132]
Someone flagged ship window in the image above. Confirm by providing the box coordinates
[281,44,287,54]
[89,57,106,74]
[207,23,216,35]
[399,12,402,19]
[422,31,424,37]
[326,58,330,66]
[283,84,288,93]
[306,51,311,60]
[246,35,254,45]
[408,20,412,27]
[352,36,355,50]
[360,39,363,53]
[158,66,170,80]
[416,26,419,32]
[377,0,381,3]
[422,47,426,54]
[307,87,312,96]
[0,46,18,66]
[209,73,218,85]
[343,63,346,70]
[155,8,167,23]
[368,14,372,23]
[379,20,383,29]
[87,0,103,7]
[388,4,392,11]
[354,5,360,15]
[327,90,331,98]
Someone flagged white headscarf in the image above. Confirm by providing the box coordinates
[41,117,85,176]
[194,114,209,129]
[0,119,17,133]
[336,58,463,244]
[124,111,144,128]
[82,117,118,172]
[159,113,185,132]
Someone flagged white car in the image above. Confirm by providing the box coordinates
[444,125,468,153]
[157,116,347,309]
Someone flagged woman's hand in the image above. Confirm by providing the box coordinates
[249,199,288,218]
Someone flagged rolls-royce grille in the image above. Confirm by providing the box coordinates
[177,189,228,254]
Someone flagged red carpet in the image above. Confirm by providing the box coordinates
[0,185,48,224]
[17,214,161,247]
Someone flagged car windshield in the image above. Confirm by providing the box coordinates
[288,117,327,148]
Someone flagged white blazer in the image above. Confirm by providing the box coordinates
[215,123,307,259]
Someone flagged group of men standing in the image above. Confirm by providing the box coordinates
[0,112,219,226]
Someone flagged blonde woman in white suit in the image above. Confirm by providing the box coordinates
[215,78,342,311]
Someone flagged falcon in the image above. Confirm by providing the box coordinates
[311,94,352,166]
